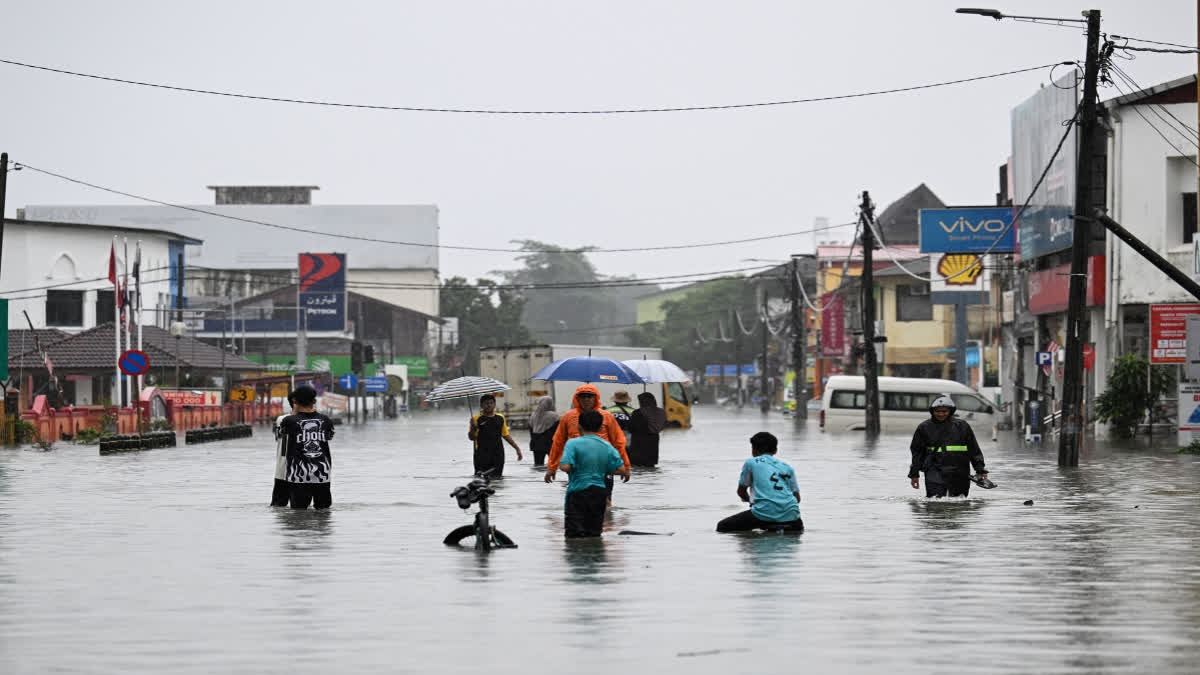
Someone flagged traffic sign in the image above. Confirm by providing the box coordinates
[364,375,388,392]
[1035,351,1052,366]
[119,350,151,376]
[337,373,359,390]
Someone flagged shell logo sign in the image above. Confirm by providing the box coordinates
[937,254,983,286]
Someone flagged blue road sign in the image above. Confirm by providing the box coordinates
[119,349,151,376]
[364,375,388,392]
[338,373,359,390]
[705,365,721,376]
[919,207,1016,253]
[1036,351,1053,366]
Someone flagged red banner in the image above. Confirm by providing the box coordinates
[1027,256,1105,315]
[158,389,224,406]
[821,294,846,357]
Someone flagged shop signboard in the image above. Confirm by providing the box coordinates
[1149,303,1200,364]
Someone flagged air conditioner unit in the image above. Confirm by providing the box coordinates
[909,285,930,296]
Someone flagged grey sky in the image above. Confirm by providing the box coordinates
[2,1,1195,287]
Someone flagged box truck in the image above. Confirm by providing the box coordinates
[478,344,692,428]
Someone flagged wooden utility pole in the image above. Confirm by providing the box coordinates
[0,153,8,280]
[1059,9,1102,467]
[760,286,770,413]
[791,256,807,421]
[860,191,880,437]
[733,308,743,408]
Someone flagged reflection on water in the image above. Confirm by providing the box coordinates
[1,409,1199,674]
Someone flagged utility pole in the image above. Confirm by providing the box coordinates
[174,252,184,387]
[860,191,881,437]
[760,286,770,413]
[0,153,8,280]
[791,256,807,421]
[1059,8,1102,467]
[733,308,743,408]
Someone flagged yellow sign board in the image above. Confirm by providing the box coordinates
[230,386,256,402]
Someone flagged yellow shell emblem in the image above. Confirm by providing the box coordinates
[937,254,982,285]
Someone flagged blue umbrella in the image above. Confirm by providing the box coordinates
[531,356,646,384]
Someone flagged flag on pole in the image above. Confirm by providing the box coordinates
[108,243,118,287]
[1042,339,1061,377]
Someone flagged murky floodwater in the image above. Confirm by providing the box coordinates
[1,406,1198,674]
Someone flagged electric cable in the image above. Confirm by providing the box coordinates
[13,160,852,254]
[0,59,1064,115]
[1109,34,1199,51]
[1109,63,1200,148]
[1108,71,1200,167]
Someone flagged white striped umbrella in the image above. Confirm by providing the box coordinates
[621,358,690,384]
[422,376,512,403]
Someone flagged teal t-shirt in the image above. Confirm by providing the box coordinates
[561,435,624,496]
[738,455,801,522]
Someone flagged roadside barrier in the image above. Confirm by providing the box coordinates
[184,424,254,445]
[98,431,178,455]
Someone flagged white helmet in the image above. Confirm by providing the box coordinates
[929,395,956,415]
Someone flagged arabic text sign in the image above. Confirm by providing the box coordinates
[299,253,346,332]
[1149,303,1200,364]
[919,208,1016,253]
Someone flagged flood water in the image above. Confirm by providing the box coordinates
[1,406,1198,674]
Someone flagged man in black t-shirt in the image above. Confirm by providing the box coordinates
[279,385,336,509]
[467,394,523,476]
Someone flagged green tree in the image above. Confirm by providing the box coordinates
[496,240,626,345]
[439,277,532,375]
[1094,353,1174,437]
[624,277,761,374]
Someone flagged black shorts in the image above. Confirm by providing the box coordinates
[716,509,804,533]
[474,446,505,477]
[289,482,332,509]
[271,478,290,507]
[565,486,608,538]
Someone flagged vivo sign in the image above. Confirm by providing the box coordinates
[918,207,1016,254]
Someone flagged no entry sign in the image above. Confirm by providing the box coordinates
[119,349,151,376]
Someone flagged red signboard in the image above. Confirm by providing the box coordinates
[1149,303,1200,364]
[820,293,846,357]
[1027,256,1106,315]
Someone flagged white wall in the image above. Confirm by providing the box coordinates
[347,268,438,317]
[1109,101,1199,306]
[1,222,177,332]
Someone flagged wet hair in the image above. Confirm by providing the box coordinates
[286,391,296,407]
[750,431,778,454]
[292,385,317,406]
[579,410,603,432]
[480,394,496,405]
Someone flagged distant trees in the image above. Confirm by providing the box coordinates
[438,277,532,375]
[624,277,760,374]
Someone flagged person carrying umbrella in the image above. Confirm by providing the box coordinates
[544,384,630,507]
[469,394,523,477]
[628,391,667,467]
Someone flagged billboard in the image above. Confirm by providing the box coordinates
[299,253,346,332]
[919,208,1016,253]
[930,252,990,305]
[1011,72,1078,259]
[1150,303,1200,364]
[820,293,846,357]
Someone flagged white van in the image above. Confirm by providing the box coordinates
[820,376,997,436]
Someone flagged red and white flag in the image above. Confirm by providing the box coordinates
[43,353,54,376]
[1046,339,1061,353]
[107,243,118,286]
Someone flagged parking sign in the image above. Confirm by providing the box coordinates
[1035,351,1052,366]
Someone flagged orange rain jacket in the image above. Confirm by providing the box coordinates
[546,384,630,473]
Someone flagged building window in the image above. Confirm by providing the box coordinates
[1184,192,1197,244]
[896,284,933,322]
[46,290,84,327]
[96,290,115,325]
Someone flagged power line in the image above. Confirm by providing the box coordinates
[0,59,1064,115]
[1109,63,1200,146]
[14,161,852,254]
[1109,34,1199,51]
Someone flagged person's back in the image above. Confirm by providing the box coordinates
[716,431,803,533]
[270,393,296,507]
[560,410,627,537]
[280,385,336,509]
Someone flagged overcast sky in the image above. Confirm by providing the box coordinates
[2,1,1195,286]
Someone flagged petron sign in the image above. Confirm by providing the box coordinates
[918,207,1016,254]
[298,253,347,332]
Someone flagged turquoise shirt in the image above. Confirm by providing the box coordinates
[561,435,624,496]
[738,455,801,522]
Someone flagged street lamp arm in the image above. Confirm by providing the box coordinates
[957,7,1088,23]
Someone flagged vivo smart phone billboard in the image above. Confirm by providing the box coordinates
[918,207,1016,254]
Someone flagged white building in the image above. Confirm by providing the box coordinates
[1098,74,1198,424]
[22,186,440,317]
[1,218,199,333]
